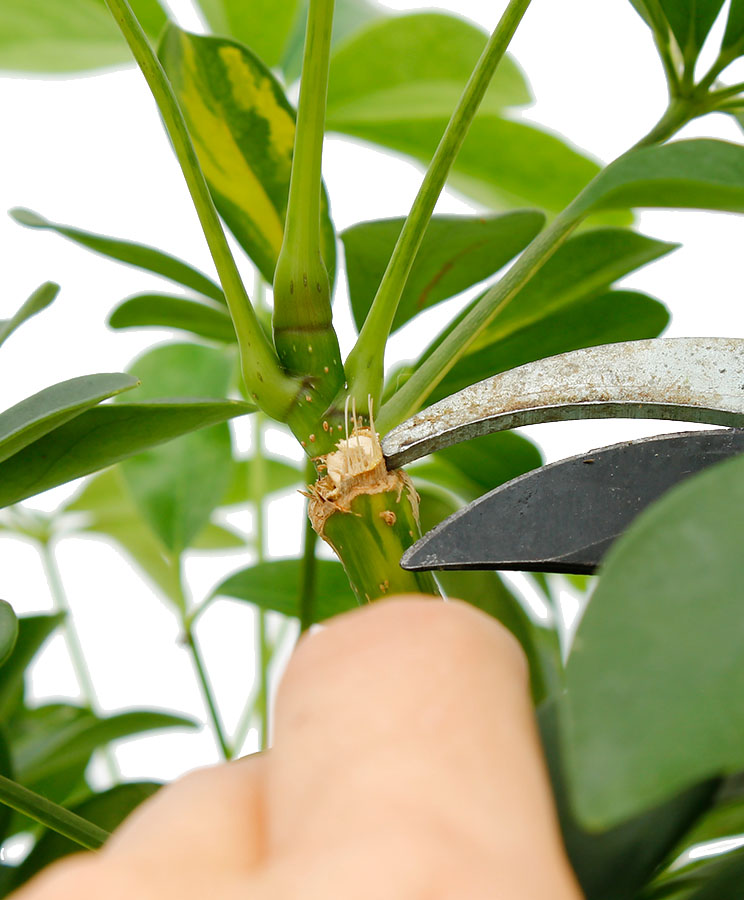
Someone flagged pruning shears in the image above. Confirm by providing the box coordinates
[381,337,744,575]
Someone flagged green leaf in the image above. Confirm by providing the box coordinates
[11,209,224,304]
[658,0,726,56]
[213,558,357,621]
[332,113,623,221]
[476,227,677,343]
[539,700,719,900]
[61,467,181,602]
[158,25,336,285]
[196,0,300,67]
[326,12,531,130]
[411,431,542,504]
[0,283,60,350]
[573,139,744,217]
[0,398,252,509]
[426,289,670,403]
[222,455,303,506]
[562,453,744,828]
[0,601,19,669]
[0,0,166,74]
[0,373,139,465]
[190,521,245,549]
[343,211,545,334]
[722,0,744,53]
[667,847,744,899]
[118,343,234,553]
[0,615,64,720]
[281,0,385,81]
[13,704,195,788]
[6,782,159,893]
[108,293,236,342]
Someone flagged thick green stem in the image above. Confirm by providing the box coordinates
[377,206,580,432]
[273,0,344,435]
[40,540,119,783]
[343,0,534,412]
[0,775,109,850]
[103,0,299,420]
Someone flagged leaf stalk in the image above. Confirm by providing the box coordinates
[103,0,299,421]
[342,0,535,413]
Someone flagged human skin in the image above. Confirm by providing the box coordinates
[13,597,583,900]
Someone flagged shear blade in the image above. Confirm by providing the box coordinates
[382,337,744,468]
[401,429,744,575]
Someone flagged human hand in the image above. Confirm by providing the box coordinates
[12,597,582,899]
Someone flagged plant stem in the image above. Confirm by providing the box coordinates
[230,620,291,755]
[629,96,697,151]
[377,205,580,433]
[172,557,231,760]
[250,415,271,750]
[343,0,534,411]
[0,775,109,850]
[40,539,119,783]
[299,458,319,633]
[273,0,344,434]
[103,0,299,420]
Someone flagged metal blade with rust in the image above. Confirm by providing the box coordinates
[400,429,744,575]
[382,337,744,468]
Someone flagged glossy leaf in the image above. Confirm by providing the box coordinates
[6,782,159,893]
[343,211,545,333]
[11,209,224,303]
[654,846,744,898]
[158,25,336,284]
[0,615,64,720]
[0,398,252,509]
[332,113,623,221]
[118,343,234,553]
[658,0,726,56]
[411,431,542,504]
[222,455,303,506]
[0,283,59,350]
[722,0,744,53]
[196,0,300,67]
[476,227,677,343]
[563,453,744,828]
[0,373,138,465]
[0,0,166,74]
[13,705,195,788]
[573,139,744,217]
[213,557,357,621]
[426,289,670,403]
[539,700,718,900]
[108,293,235,342]
[326,13,531,130]
[0,601,19,669]
[281,0,385,81]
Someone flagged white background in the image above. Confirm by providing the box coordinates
[1,0,744,789]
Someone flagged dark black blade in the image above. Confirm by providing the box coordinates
[402,429,744,575]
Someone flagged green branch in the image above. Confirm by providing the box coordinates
[376,205,580,433]
[0,775,109,850]
[343,0,534,412]
[103,0,299,421]
[299,458,319,633]
[273,0,344,432]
